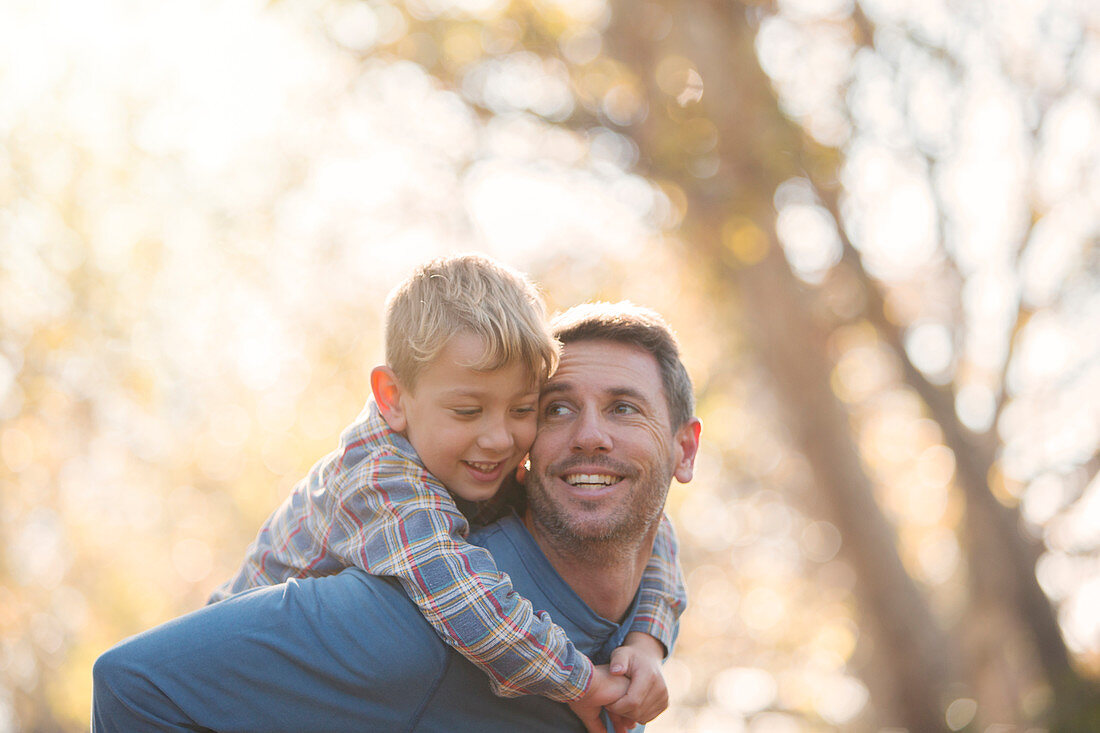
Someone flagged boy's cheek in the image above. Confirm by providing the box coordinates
[516,424,538,454]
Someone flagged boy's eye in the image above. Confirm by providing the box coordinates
[513,405,537,416]
[451,408,481,417]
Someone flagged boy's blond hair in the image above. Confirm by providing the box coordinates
[384,254,559,389]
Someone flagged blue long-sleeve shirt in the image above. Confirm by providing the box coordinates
[92,513,667,732]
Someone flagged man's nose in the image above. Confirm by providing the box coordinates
[477,416,514,453]
[571,408,611,452]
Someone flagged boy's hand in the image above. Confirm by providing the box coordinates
[604,631,669,726]
[568,665,629,733]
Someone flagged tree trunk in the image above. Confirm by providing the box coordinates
[604,0,954,728]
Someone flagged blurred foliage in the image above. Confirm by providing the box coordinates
[1,0,1099,731]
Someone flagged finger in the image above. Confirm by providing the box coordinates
[606,694,642,721]
[632,677,668,722]
[608,712,631,733]
[612,662,668,722]
[634,686,669,723]
[610,711,639,730]
[606,677,664,723]
[610,670,652,707]
[609,646,633,676]
[636,687,669,723]
[578,710,604,733]
[568,696,612,733]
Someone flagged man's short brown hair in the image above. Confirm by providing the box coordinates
[385,254,558,389]
[550,301,694,429]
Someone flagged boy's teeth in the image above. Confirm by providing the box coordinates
[468,461,497,472]
[564,473,617,487]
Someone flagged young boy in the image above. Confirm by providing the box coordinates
[210,254,686,729]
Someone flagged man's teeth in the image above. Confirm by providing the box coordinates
[564,474,618,487]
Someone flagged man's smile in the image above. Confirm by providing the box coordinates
[562,472,621,488]
[549,455,634,497]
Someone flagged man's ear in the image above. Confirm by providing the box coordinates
[672,417,702,484]
[370,366,408,433]
[514,455,530,485]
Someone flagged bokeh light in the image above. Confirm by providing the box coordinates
[3,0,1099,731]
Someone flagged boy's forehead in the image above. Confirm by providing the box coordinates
[414,333,540,394]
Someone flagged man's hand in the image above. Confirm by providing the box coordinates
[568,665,629,733]
[604,631,669,726]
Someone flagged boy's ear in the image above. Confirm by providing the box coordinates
[370,366,408,433]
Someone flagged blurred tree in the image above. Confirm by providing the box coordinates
[360,0,1100,729]
[3,0,1098,730]
[602,1,1097,729]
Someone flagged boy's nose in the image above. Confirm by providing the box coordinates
[477,418,514,453]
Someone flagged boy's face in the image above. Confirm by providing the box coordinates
[399,332,540,503]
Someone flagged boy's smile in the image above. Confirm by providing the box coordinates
[395,332,540,503]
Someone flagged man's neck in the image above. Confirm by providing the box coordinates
[523,512,657,623]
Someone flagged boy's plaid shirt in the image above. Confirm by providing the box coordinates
[210,399,686,702]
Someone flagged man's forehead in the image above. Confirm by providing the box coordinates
[543,339,663,396]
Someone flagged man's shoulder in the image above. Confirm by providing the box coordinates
[466,513,531,560]
[95,570,454,732]
[284,569,452,675]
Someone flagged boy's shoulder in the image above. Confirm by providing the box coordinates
[338,399,421,465]
[327,399,445,495]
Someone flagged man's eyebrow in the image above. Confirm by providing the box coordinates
[539,382,653,406]
[540,381,572,397]
[607,386,653,405]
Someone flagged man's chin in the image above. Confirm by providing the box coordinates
[540,504,638,544]
[527,476,654,546]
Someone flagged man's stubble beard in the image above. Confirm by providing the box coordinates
[525,462,671,563]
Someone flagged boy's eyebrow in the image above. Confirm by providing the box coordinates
[442,386,540,398]
[437,387,491,399]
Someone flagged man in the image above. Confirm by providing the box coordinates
[91,302,703,732]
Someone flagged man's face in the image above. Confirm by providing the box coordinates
[526,339,699,545]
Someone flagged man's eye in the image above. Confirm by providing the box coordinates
[612,403,639,415]
[543,403,572,417]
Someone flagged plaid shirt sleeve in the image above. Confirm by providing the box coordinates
[324,449,594,701]
[207,455,349,603]
[627,513,687,654]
